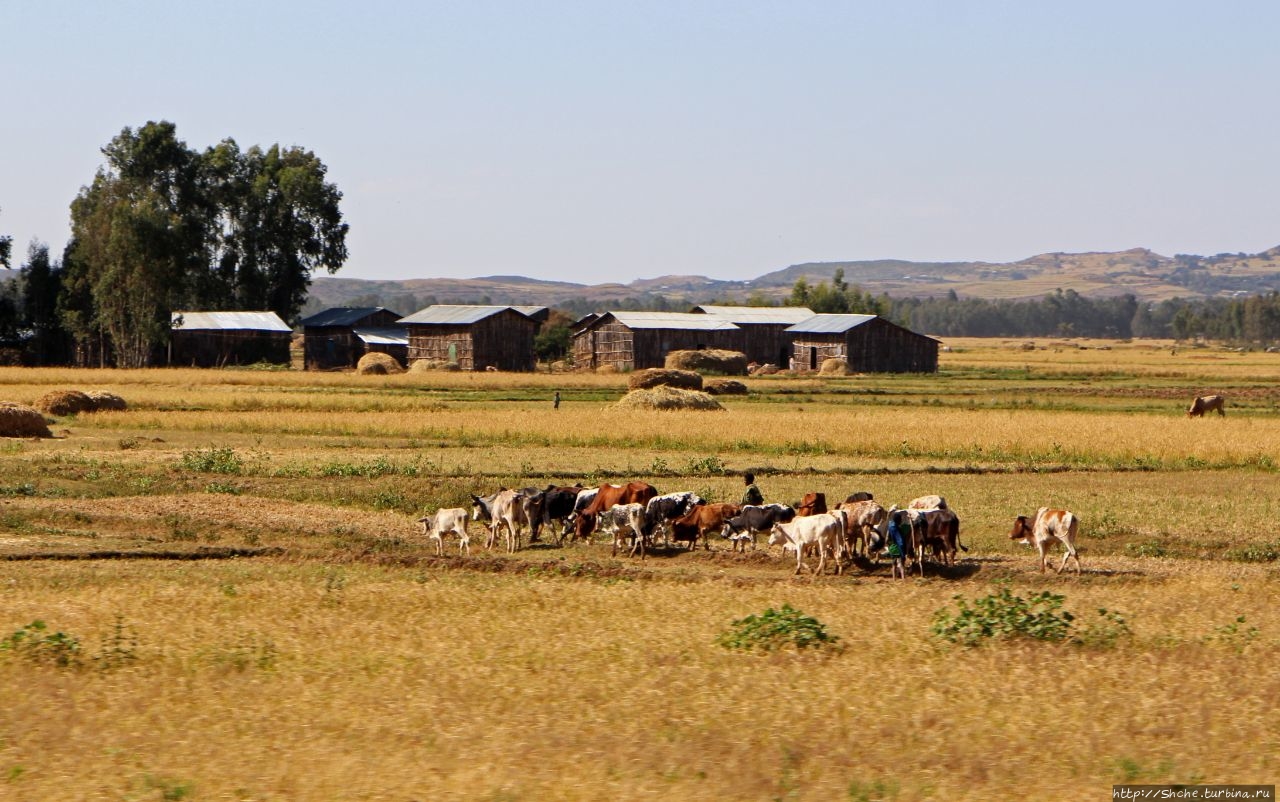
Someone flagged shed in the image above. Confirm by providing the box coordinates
[689,305,815,367]
[169,311,293,368]
[300,307,405,370]
[572,312,746,371]
[785,314,939,373]
[399,305,539,371]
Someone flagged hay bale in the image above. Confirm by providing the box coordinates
[86,392,127,412]
[614,386,724,411]
[34,390,94,416]
[664,349,749,376]
[628,368,703,391]
[751,363,780,376]
[0,402,53,438]
[818,357,849,376]
[704,379,748,396]
[356,352,404,375]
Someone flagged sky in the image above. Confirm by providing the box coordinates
[3,1,1279,285]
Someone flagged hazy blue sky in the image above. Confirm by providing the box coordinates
[3,1,1278,284]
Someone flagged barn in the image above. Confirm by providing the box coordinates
[299,307,406,370]
[169,311,293,368]
[399,305,542,371]
[689,305,815,367]
[786,314,939,373]
[572,312,746,371]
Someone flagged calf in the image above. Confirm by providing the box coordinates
[644,491,705,546]
[1010,508,1081,575]
[418,508,470,556]
[768,511,846,575]
[599,503,648,559]
[721,503,796,551]
[670,503,741,550]
[1187,394,1226,418]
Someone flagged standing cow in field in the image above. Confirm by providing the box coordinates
[795,492,827,517]
[721,503,796,551]
[1187,395,1226,417]
[768,511,846,576]
[835,500,887,559]
[470,489,528,553]
[599,503,649,559]
[418,508,470,556]
[575,482,660,541]
[541,484,585,545]
[644,492,705,546]
[669,503,741,550]
[1010,508,1081,575]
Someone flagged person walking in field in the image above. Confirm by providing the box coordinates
[885,509,908,579]
[553,391,561,409]
[741,472,763,506]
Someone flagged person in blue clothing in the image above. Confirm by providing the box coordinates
[886,509,908,579]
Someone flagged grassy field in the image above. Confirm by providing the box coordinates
[0,339,1277,800]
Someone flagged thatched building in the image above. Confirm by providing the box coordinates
[572,312,746,371]
[689,305,814,367]
[399,305,542,371]
[169,311,293,367]
[300,307,406,370]
[786,314,938,373]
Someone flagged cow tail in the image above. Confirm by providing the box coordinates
[953,516,967,552]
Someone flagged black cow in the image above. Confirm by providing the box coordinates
[541,484,584,544]
[721,503,797,550]
[643,491,705,545]
[844,491,874,503]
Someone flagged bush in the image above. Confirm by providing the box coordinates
[1,620,82,667]
[180,447,244,475]
[932,588,1075,646]
[717,604,841,653]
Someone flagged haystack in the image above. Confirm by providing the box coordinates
[751,363,780,376]
[86,392,127,412]
[356,352,404,375]
[614,386,724,411]
[704,379,748,396]
[0,402,53,438]
[818,357,849,376]
[664,349,749,376]
[35,390,95,416]
[628,368,703,391]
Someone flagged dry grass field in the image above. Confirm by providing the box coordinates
[0,339,1278,800]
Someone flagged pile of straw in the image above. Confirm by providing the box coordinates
[614,386,724,411]
[628,368,703,391]
[664,349,748,376]
[818,357,850,376]
[86,392,128,411]
[0,402,53,438]
[356,352,405,375]
[34,390,95,416]
[704,379,748,396]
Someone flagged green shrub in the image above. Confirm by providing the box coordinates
[932,588,1075,646]
[179,446,243,475]
[717,604,841,653]
[1,620,82,667]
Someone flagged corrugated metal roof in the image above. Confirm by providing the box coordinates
[353,327,409,346]
[172,311,292,332]
[785,314,878,334]
[398,305,519,325]
[606,312,740,331]
[692,305,815,324]
[300,307,399,327]
[512,306,549,322]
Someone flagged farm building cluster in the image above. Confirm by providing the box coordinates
[159,302,938,373]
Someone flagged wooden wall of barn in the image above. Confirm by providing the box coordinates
[573,323,747,370]
[407,311,536,371]
[737,324,795,368]
[792,319,938,373]
[304,329,408,370]
[169,331,292,368]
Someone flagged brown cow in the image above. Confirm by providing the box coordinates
[1187,395,1225,417]
[795,492,827,517]
[835,500,887,559]
[670,503,741,550]
[574,482,659,541]
[1010,508,1081,574]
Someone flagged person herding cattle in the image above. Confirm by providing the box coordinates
[742,473,764,506]
[885,509,908,579]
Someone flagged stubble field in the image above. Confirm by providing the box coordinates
[0,337,1278,801]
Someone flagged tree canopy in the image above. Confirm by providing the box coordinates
[63,121,348,366]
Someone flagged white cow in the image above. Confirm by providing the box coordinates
[599,503,648,559]
[418,508,470,556]
[769,511,846,576]
[1010,508,1081,574]
[471,489,528,553]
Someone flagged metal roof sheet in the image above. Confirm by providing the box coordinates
[398,305,522,325]
[299,307,399,327]
[172,311,292,332]
[605,312,740,331]
[785,314,878,334]
[511,306,549,322]
[692,305,816,324]
[352,327,409,346]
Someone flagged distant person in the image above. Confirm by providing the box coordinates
[741,472,763,506]
[553,391,561,409]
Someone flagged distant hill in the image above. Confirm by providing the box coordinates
[304,246,1280,315]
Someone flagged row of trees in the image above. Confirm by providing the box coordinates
[4,121,348,367]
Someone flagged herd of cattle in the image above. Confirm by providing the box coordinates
[417,482,1083,577]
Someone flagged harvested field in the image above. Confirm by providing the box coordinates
[0,341,1276,800]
